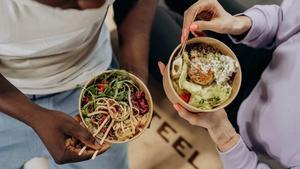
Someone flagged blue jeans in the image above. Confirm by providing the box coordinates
[0,57,129,169]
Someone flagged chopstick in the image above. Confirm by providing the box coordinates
[91,150,99,160]
[78,146,87,156]
[93,116,110,137]
[178,9,199,57]
[100,119,115,145]
[91,118,114,160]
[78,116,110,157]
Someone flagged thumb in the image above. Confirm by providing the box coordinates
[158,61,166,76]
[69,124,101,150]
[73,114,85,127]
[190,20,219,33]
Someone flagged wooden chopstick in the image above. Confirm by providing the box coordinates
[100,119,115,145]
[78,146,87,156]
[93,116,110,137]
[91,150,99,160]
[178,9,199,57]
[78,116,110,156]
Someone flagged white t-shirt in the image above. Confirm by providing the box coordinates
[0,0,114,95]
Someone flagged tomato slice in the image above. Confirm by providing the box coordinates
[179,92,191,103]
[97,83,106,92]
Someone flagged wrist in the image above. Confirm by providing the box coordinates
[119,47,149,83]
[218,133,240,152]
[0,93,44,127]
[22,103,47,128]
[124,65,149,83]
[207,118,238,151]
[230,16,252,35]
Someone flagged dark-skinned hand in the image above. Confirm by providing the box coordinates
[35,0,106,10]
[30,108,110,164]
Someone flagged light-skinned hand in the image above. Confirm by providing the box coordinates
[181,0,252,43]
[158,61,239,152]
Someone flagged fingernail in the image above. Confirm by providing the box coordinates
[190,24,198,31]
[173,104,180,111]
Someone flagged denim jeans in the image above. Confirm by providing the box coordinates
[0,57,129,169]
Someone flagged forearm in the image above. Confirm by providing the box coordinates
[0,74,41,126]
[207,118,239,152]
[117,0,158,44]
[219,136,272,169]
[35,0,105,9]
[208,118,271,169]
[230,4,283,48]
[115,0,158,75]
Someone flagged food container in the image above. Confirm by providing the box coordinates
[163,37,242,112]
[79,70,153,144]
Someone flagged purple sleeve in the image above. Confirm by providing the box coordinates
[230,4,283,48]
[218,136,271,169]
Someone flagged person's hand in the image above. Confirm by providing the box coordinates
[35,0,106,9]
[158,61,227,129]
[181,0,252,42]
[29,108,110,164]
[158,61,239,151]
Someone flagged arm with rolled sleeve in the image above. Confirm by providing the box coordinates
[220,136,300,169]
[219,136,272,169]
[231,4,283,48]
[221,3,293,169]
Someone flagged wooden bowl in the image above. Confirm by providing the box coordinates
[163,37,242,112]
[79,70,153,144]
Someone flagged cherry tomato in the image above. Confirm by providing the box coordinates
[179,92,191,103]
[97,83,106,92]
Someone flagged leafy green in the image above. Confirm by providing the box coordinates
[81,70,136,107]
[187,84,231,109]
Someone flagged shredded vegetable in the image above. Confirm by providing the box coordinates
[171,43,238,109]
[80,70,150,142]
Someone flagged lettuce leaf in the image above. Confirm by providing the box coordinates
[176,51,232,109]
[187,84,231,109]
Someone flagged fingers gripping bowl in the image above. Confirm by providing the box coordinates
[163,37,242,112]
[79,70,153,144]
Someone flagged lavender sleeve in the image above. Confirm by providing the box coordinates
[218,4,286,169]
[230,4,283,48]
[218,136,271,169]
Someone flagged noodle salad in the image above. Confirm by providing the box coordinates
[171,43,238,110]
[79,70,152,143]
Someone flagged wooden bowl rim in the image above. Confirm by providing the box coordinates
[166,37,242,112]
[78,70,154,144]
